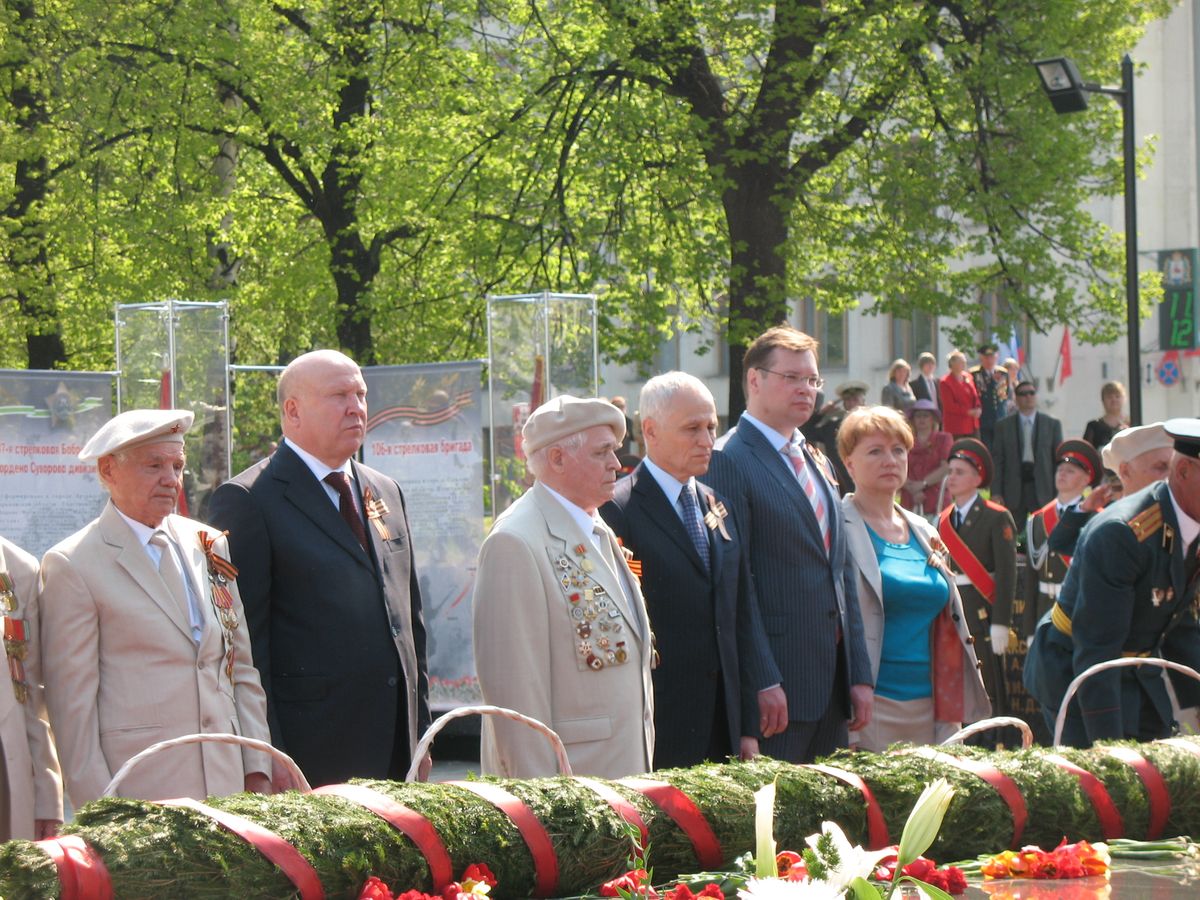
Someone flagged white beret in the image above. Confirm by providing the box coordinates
[522,396,625,454]
[1103,423,1172,469]
[79,409,194,462]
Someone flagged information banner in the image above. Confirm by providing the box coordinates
[0,371,114,556]
[362,362,484,710]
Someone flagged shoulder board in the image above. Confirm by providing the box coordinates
[1126,504,1163,543]
[984,499,1008,513]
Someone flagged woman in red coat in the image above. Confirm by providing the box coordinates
[939,350,981,438]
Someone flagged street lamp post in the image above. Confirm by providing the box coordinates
[1033,55,1141,425]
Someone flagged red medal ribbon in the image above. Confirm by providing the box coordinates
[162,798,324,899]
[804,763,890,849]
[37,835,113,900]
[1104,747,1170,839]
[908,747,1026,847]
[447,781,559,897]
[1035,501,1072,566]
[1040,753,1123,839]
[573,776,650,850]
[938,508,996,603]
[618,777,723,869]
[314,784,453,889]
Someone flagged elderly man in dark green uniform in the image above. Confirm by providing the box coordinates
[1024,419,1200,747]
[937,438,1018,715]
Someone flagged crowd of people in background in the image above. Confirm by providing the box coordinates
[2,332,1199,844]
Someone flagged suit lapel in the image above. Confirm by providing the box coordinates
[736,418,822,540]
[631,465,707,577]
[274,443,374,572]
[100,503,193,642]
[166,516,217,647]
[842,498,882,604]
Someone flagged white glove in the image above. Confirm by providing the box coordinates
[990,624,1009,656]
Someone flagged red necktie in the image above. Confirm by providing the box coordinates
[324,472,369,552]
[784,441,831,553]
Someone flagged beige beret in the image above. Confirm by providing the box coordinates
[79,409,194,462]
[1103,423,1172,469]
[522,396,625,454]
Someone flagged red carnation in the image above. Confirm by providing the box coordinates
[359,877,394,900]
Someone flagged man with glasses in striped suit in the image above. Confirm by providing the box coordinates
[704,326,873,763]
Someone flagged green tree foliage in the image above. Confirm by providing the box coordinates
[0,0,1174,421]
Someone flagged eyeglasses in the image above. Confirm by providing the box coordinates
[756,367,824,389]
[1016,390,1036,397]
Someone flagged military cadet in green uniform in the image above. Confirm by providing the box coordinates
[1023,419,1200,747]
[1024,440,1104,635]
[937,438,1018,715]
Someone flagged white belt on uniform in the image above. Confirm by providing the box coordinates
[1038,581,1063,599]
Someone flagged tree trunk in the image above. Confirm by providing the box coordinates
[721,163,792,422]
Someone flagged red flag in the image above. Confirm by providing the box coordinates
[1059,327,1073,385]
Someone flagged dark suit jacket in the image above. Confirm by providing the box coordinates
[1024,481,1200,745]
[991,411,1062,520]
[600,463,778,767]
[910,374,941,409]
[207,441,430,786]
[702,417,872,723]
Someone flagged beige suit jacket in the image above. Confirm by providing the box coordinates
[0,537,63,838]
[842,498,991,727]
[40,502,271,806]
[474,482,654,778]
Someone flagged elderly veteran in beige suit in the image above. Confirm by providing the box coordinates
[40,410,272,806]
[0,536,63,839]
[474,396,654,778]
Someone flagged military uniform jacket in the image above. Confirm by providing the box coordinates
[600,463,779,767]
[969,366,1010,434]
[0,538,62,837]
[473,482,654,779]
[39,504,270,806]
[941,496,1017,628]
[1024,481,1200,743]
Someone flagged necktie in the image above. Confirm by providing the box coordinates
[151,531,193,629]
[677,484,711,570]
[784,440,831,552]
[1022,417,1034,463]
[1186,534,1200,588]
[953,509,962,531]
[324,471,369,552]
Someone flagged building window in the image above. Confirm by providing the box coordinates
[799,299,848,368]
[891,310,938,362]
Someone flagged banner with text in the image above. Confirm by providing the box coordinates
[363,361,484,710]
[0,371,114,556]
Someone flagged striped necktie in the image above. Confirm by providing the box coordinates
[677,483,711,570]
[784,439,831,552]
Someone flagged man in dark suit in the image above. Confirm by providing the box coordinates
[910,351,941,409]
[970,343,1010,451]
[208,350,430,788]
[703,326,873,764]
[991,381,1062,528]
[601,372,778,768]
[1024,419,1200,747]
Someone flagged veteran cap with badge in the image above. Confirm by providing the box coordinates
[522,395,626,453]
[78,409,195,462]
[949,437,993,489]
[1104,423,1173,470]
[1056,439,1104,488]
[835,380,869,400]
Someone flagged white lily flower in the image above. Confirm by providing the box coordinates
[804,821,893,892]
[737,876,845,900]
